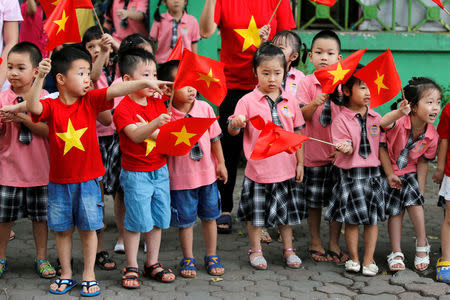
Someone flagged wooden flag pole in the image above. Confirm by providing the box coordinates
[444,7,450,17]
[167,92,174,113]
[268,0,283,25]
[308,137,337,147]
[92,8,105,35]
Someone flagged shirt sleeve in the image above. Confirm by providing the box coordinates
[190,17,201,43]
[275,0,296,31]
[424,134,439,160]
[31,98,51,123]
[86,88,112,114]
[4,0,23,22]
[437,104,450,139]
[292,100,305,130]
[113,103,132,133]
[214,0,222,27]
[331,116,352,145]
[149,19,160,40]
[296,77,312,106]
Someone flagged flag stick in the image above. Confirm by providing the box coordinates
[92,8,105,35]
[268,0,283,25]
[308,137,337,147]
[401,88,406,101]
[167,92,174,113]
[444,7,450,17]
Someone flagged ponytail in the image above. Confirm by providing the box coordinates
[153,0,163,22]
[300,42,308,65]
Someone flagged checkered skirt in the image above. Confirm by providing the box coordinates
[325,167,385,225]
[384,172,424,216]
[438,196,447,209]
[102,133,122,195]
[303,164,336,208]
[237,176,307,227]
[0,185,48,222]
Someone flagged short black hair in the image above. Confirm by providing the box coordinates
[311,30,341,53]
[119,33,155,53]
[81,26,105,48]
[118,47,157,77]
[8,41,42,67]
[252,42,287,77]
[50,45,92,81]
[157,60,179,82]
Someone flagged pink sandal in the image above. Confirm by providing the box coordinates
[248,249,267,270]
[283,248,302,269]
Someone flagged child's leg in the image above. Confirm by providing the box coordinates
[122,229,140,287]
[362,225,378,267]
[32,221,55,277]
[78,229,100,294]
[95,182,115,269]
[202,219,224,275]
[144,227,175,280]
[387,211,404,268]
[49,229,74,292]
[328,221,349,262]
[406,205,428,270]
[0,222,13,259]
[345,224,360,263]
[114,191,125,246]
[179,226,195,277]
[442,203,450,261]
[248,223,263,258]
[307,207,328,261]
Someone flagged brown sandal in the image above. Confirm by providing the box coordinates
[143,263,175,283]
[122,267,141,289]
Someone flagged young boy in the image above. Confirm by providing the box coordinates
[113,48,174,288]
[295,30,348,263]
[0,42,55,279]
[158,61,227,278]
[4,45,171,296]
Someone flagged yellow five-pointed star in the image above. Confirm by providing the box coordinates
[144,138,156,156]
[56,118,88,155]
[196,69,220,88]
[327,63,350,85]
[374,71,389,94]
[171,126,196,146]
[53,9,69,35]
[234,16,261,52]
[51,0,61,5]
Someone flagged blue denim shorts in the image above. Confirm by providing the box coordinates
[120,166,171,232]
[170,181,221,228]
[47,179,104,231]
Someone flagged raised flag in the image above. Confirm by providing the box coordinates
[40,0,93,17]
[309,0,337,7]
[354,49,402,109]
[314,48,367,93]
[167,37,183,61]
[433,0,445,9]
[156,117,218,156]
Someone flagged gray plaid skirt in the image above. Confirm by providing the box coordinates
[384,172,424,216]
[325,167,386,225]
[102,133,122,195]
[237,176,307,227]
[303,164,336,208]
[438,196,447,209]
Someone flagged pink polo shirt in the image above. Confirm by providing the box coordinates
[150,12,200,64]
[297,74,342,167]
[95,72,116,137]
[167,100,221,190]
[332,107,385,169]
[105,0,148,43]
[0,88,49,187]
[385,115,438,176]
[284,67,305,98]
[232,87,305,183]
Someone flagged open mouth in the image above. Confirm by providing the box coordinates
[429,113,438,120]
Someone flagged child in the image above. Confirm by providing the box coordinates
[0,42,54,279]
[228,43,306,270]
[380,77,440,272]
[433,100,450,283]
[296,30,347,263]
[113,48,174,288]
[325,65,385,276]
[158,60,227,278]
[4,45,170,296]
[150,0,200,64]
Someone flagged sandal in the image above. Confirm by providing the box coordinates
[436,258,450,283]
[345,259,361,273]
[95,251,116,271]
[80,280,101,297]
[414,239,430,271]
[216,214,232,234]
[114,242,125,254]
[122,267,141,289]
[143,263,175,283]
[283,248,302,269]
[260,228,272,243]
[387,251,405,271]
[309,249,329,262]
[362,262,379,276]
[0,259,7,278]
[179,257,197,278]
[327,250,349,264]
[55,258,74,277]
[8,232,15,241]
[204,255,225,276]
[248,249,267,270]
[49,278,77,295]
[34,258,56,279]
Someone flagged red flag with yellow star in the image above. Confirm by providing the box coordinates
[314,48,367,93]
[250,121,309,160]
[40,0,93,17]
[167,37,184,62]
[353,49,402,109]
[173,50,227,106]
[309,0,337,7]
[156,117,218,156]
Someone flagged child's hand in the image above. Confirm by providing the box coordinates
[146,80,173,95]
[295,163,304,183]
[216,162,228,184]
[312,93,329,107]
[335,141,353,154]
[231,115,247,129]
[100,34,114,52]
[38,58,51,78]
[135,114,148,127]
[432,168,445,184]
[156,113,171,127]
[0,104,23,115]
[387,174,402,190]
[116,9,128,20]
[259,25,271,44]
[397,100,411,116]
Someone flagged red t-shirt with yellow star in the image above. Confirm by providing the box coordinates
[113,95,167,172]
[31,88,112,184]
[214,0,296,90]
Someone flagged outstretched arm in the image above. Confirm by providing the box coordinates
[106,79,172,101]
[380,100,410,129]
[199,0,217,38]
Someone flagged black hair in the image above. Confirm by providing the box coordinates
[338,64,365,106]
[50,45,92,81]
[157,60,180,82]
[154,0,188,22]
[311,30,341,53]
[118,47,157,77]
[272,30,308,67]
[390,77,442,111]
[8,41,42,68]
[119,33,155,53]
[252,42,287,78]
[81,26,105,48]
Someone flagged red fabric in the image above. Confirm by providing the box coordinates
[31,88,111,184]
[438,103,450,176]
[314,48,367,93]
[250,121,309,160]
[433,0,445,9]
[249,115,265,130]
[214,0,296,90]
[354,49,402,109]
[309,0,337,6]
[156,117,218,156]
[173,50,226,106]
[113,95,167,172]
[167,37,184,62]
[41,0,93,17]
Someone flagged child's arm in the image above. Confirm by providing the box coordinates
[199,0,217,38]
[117,9,145,22]
[97,110,112,126]
[0,109,49,137]
[25,58,51,115]
[123,113,170,144]
[416,156,428,195]
[227,115,246,136]
[379,147,402,190]
[295,130,304,183]
[380,100,410,129]
[106,79,172,101]
[191,42,198,54]
[211,139,228,183]
[300,93,328,121]
[91,34,113,82]
[259,25,271,44]
[26,0,37,16]
[433,138,448,184]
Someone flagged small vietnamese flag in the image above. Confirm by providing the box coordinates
[167,37,184,61]
[40,0,93,18]
[310,0,337,7]
[249,115,266,130]
[250,121,309,160]
[156,117,218,156]
[354,49,402,109]
[314,48,367,93]
[433,0,445,9]
[173,50,227,106]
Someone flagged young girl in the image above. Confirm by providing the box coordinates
[380,77,441,272]
[325,66,385,276]
[433,101,450,283]
[228,43,306,270]
[150,0,200,64]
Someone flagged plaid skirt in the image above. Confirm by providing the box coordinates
[102,133,122,195]
[237,176,307,227]
[0,185,48,222]
[325,167,385,225]
[303,164,336,208]
[384,172,424,216]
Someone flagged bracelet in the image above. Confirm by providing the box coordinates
[228,119,240,131]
